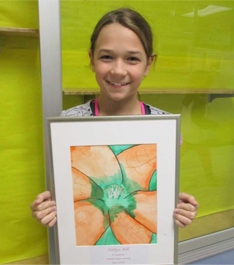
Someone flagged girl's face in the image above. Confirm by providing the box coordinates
[89,23,153,102]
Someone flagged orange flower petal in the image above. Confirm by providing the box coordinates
[74,200,109,246]
[109,206,152,244]
[72,167,103,202]
[71,146,122,186]
[126,191,157,233]
[117,144,156,191]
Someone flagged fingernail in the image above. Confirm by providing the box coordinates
[174,209,180,214]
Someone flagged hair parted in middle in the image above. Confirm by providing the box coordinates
[90,8,157,62]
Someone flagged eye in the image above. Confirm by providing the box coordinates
[127,57,140,63]
[100,55,113,60]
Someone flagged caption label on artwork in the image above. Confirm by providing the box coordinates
[105,247,131,264]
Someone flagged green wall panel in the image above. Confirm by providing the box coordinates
[0,47,48,264]
[0,1,47,263]
[61,0,234,90]
[0,1,47,262]
[0,0,39,28]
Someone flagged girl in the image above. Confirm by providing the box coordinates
[31,8,198,229]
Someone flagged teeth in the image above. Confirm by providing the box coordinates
[109,81,128,86]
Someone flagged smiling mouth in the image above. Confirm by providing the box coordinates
[106,80,130,86]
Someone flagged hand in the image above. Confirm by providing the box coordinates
[174,192,198,228]
[30,191,57,227]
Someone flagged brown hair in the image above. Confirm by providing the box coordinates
[90,8,157,62]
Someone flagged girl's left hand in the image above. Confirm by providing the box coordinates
[174,192,199,228]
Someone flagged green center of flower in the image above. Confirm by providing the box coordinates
[104,184,126,209]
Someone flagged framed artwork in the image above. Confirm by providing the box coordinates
[48,115,180,264]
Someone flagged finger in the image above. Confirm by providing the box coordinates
[174,219,186,228]
[32,206,56,221]
[31,200,56,212]
[174,213,192,227]
[177,202,198,212]
[174,208,197,220]
[30,191,52,210]
[35,191,52,204]
[48,217,57,228]
[40,211,57,226]
[179,192,198,207]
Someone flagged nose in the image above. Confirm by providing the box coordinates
[111,59,127,76]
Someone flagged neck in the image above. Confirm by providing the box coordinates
[97,95,141,116]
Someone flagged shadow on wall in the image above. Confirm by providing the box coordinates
[181,70,234,184]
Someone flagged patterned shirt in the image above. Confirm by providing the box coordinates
[60,100,169,117]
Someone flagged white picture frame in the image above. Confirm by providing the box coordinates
[48,115,180,264]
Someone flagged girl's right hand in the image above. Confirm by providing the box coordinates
[30,191,57,227]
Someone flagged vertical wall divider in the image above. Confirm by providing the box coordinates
[38,0,62,263]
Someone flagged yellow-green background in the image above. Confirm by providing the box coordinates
[0,0,234,264]
[61,1,234,90]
